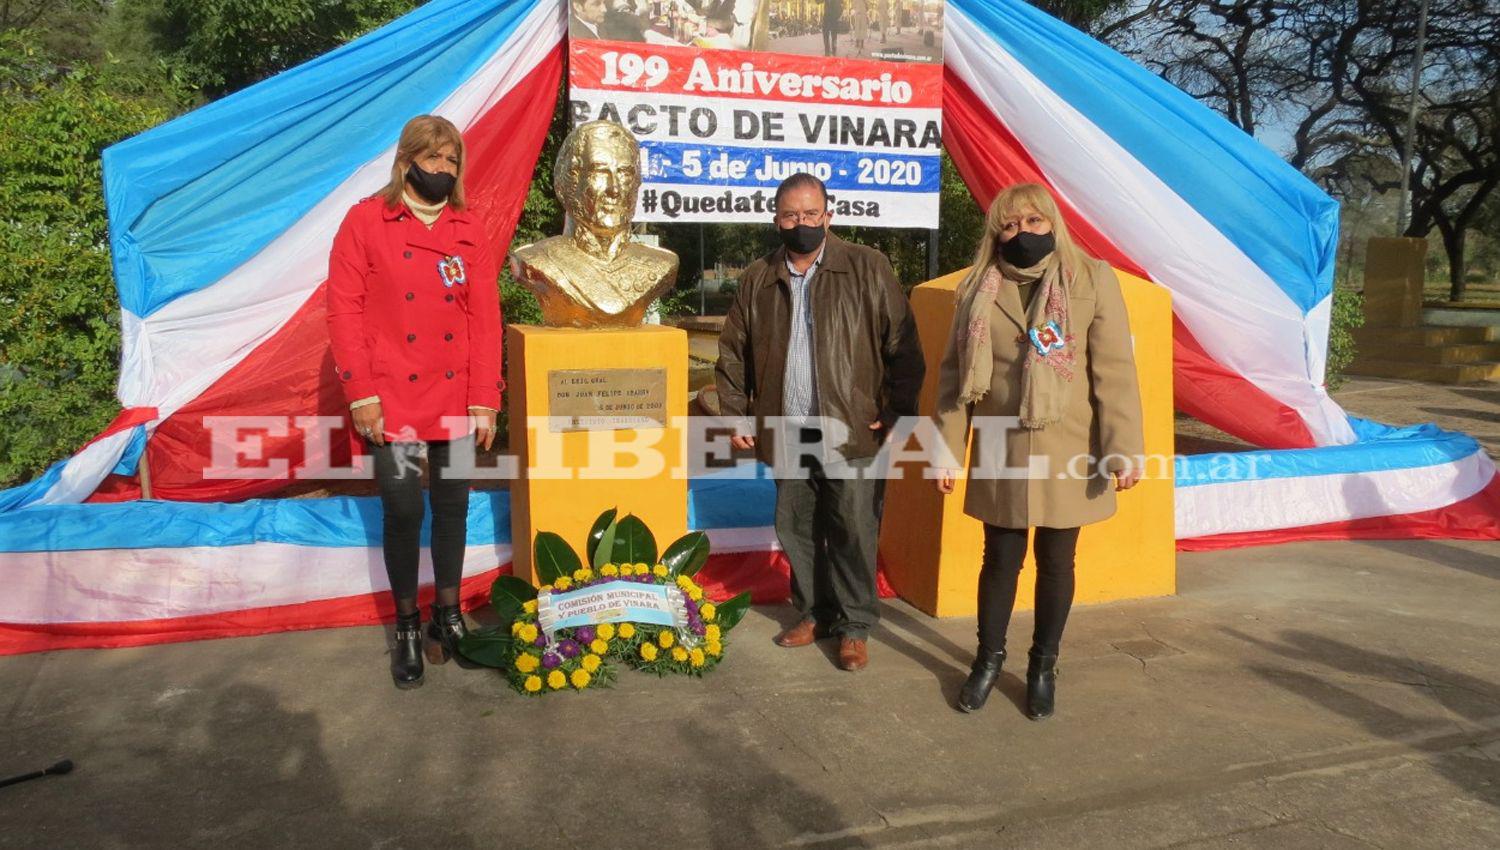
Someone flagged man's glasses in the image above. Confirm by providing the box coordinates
[777,210,827,226]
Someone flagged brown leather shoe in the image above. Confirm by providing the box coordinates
[774,618,819,647]
[838,637,868,671]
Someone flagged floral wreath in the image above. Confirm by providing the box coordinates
[458,508,751,695]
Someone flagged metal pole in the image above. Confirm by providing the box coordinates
[698,223,706,315]
[1395,0,1430,236]
[926,229,939,280]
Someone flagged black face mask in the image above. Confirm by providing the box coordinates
[999,231,1056,269]
[406,162,456,204]
[778,223,826,255]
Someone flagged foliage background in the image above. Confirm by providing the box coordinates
[3,0,1477,486]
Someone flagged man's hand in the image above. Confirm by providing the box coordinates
[935,468,959,495]
[730,434,756,451]
[470,407,497,451]
[1113,468,1142,491]
[352,403,385,446]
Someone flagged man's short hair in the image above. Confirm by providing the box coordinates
[774,172,829,210]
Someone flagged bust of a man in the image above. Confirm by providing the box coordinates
[509,121,679,328]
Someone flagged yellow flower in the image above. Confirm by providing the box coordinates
[671,646,689,662]
[657,630,675,649]
[518,623,539,644]
[688,588,703,602]
[523,675,543,692]
[539,584,553,594]
[701,603,716,621]
[597,623,616,640]
[690,648,705,667]
[618,623,636,639]
[554,576,573,591]
[547,670,566,690]
[522,599,538,614]
[514,653,540,673]
[573,568,593,583]
[706,640,723,657]
[582,653,601,673]
[570,668,591,689]
[590,638,609,654]
[510,620,524,637]
[652,564,669,578]
[675,575,693,590]
[640,643,658,661]
[601,564,619,577]
[704,625,721,642]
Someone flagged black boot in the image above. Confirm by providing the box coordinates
[391,611,425,689]
[426,603,477,668]
[1026,649,1058,720]
[957,647,1006,713]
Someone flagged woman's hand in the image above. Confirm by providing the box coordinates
[470,407,497,451]
[935,468,960,495]
[352,402,385,446]
[1113,468,1142,492]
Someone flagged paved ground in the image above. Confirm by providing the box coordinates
[1176,377,1500,458]
[3,535,1498,848]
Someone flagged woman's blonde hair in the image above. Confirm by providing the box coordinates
[377,115,467,210]
[957,183,1089,297]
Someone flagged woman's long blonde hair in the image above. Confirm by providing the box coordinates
[377,115,467,210]
[956,183,1089,298]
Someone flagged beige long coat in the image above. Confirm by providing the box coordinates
[935,258,1145,529]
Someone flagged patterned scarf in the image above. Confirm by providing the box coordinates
[953,253,1075,428]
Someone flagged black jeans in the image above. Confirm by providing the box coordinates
[370,437,471,607]
[977,525,1080,656]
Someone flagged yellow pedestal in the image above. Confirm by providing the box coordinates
[508,325,688,585]
[878,268,1176,617]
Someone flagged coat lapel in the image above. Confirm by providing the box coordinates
[994,278,1028,333]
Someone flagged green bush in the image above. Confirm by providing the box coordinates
[1326,284,1365,391]
[0,33,190,488]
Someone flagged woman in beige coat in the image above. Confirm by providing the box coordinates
[935,183,1144,719]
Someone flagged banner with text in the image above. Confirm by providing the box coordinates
[568,6,944,228]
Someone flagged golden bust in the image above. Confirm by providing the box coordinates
[509,121,679,328]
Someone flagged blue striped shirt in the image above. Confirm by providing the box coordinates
[781,248,824,426]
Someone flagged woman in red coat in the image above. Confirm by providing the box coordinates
[326,115,504,689]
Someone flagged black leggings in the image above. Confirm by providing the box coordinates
[977,525,1080,657]
[371,438,470,612]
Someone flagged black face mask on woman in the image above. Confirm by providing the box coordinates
[406,162,457,204]
[778,223,826,255]
[999,230,1056,269]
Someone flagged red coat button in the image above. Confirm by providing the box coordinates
[408,374,418,382]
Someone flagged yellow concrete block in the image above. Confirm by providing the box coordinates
[879,267,1176,617]
[508,325,688,585]
[1362,237,1426,328]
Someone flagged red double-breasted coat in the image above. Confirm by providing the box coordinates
[326,195,504,441]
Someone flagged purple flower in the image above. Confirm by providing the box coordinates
[541,652,561,669]
[533,633,548,648]
[575,626,596,643]
[557,639,581,658]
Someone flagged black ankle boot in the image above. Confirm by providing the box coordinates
[1026,649,1058,720]
[426,604,477,668]
[391,611,424,689]
[957,647,1006,713]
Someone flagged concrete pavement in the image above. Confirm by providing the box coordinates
[3,535,1498,848]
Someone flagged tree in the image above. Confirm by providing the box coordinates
[137,0,425,96]
[0,31,191,487]
[1099,0,1500,300]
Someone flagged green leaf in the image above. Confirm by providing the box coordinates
[489,575,538,628]
[457,627,516,669]
[609,514,658,566]
[715,591,752,632]
[533,531,581,586]
[661,531,710,577]
[587,508,618,568]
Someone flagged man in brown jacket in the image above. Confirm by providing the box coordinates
[715,173,924,671]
